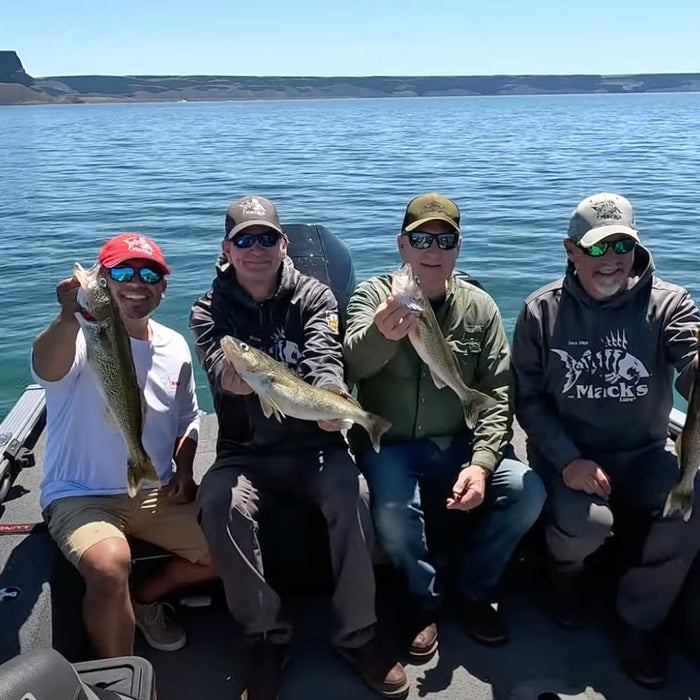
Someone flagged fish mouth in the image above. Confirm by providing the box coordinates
[78,307,97,322]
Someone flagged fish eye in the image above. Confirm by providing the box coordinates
[240,342,249,351]
[98,277,108,289]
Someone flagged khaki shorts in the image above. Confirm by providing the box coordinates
[44,489,210,568]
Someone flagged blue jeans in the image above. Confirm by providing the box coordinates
[358,436,546,609]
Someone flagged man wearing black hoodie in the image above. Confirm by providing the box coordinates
[189,196,407,700]
[512,192,700,689]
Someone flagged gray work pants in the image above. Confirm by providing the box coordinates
[536,444,700,630]
[196,446,377,647]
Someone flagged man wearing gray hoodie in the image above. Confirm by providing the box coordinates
[512,193,700,689]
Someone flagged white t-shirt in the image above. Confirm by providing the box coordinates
[31,320,200,510]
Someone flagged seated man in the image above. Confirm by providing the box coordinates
[512,193,700,688]
[343,193,546,661]
[189,195,407,700]
[32,233,215,658]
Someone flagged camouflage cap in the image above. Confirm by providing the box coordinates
[401,193,460,233]
[225,195,284,239]
[567,193,640,247]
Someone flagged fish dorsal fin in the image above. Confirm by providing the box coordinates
[325,386,362,407]
[259,395,286,422]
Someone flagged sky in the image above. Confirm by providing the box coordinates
[4,0,700,78]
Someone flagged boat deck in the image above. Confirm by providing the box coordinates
[1,412,699,700]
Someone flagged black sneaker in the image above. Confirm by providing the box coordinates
[456,599,508,646]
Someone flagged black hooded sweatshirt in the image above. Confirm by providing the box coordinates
[512,246,699,471]
[189,256,347,459]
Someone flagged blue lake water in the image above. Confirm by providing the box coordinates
[1,93,699,417]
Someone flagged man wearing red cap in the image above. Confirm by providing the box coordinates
[190,196,408,700]
[31,233,215,659]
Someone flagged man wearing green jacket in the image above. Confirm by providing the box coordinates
[344,193,545,661]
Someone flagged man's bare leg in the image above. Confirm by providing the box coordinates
[134,556,216,604]
[78,537,134,657]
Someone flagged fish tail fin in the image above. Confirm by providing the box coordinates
[127,453,160,498]
[365,413,392,453]
[462,389,498,430]
[663,486,694,522]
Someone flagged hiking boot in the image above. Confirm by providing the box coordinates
[134,601,186,652]
[617,623,667,689]
[335,637,409,698]
[240,640,290,700]
[404,611,438,662]
[549,568,585,630]
[456,599,508,646]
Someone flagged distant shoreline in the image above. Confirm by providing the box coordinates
[2,68,700,106]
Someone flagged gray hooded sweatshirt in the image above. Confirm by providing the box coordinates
[512,246,699,472]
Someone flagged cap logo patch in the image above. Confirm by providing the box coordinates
[423,201,446,214]
[239,197,268,217]
[591,200,623,221]
[124,235,155,255]
[326,312,339,334]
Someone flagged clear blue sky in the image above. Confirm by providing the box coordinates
[5,0,699,77]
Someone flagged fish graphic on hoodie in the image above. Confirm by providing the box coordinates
[551,330,651,400]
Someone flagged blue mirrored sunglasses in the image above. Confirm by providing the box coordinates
[108,266,164,284]
[230,231,282,249]
[405,231,460,250]
[580,238,636,257]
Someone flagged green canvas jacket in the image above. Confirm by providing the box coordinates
[343,273,513,472]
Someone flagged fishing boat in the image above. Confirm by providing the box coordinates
[0,223,699,700]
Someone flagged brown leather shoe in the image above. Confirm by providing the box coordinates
[240,640,290,700]
[405,612,438,662]
[618,623,667,689]
[335,637,410,698]
[457,599,508,646]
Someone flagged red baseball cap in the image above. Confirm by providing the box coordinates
[98,233,171,275]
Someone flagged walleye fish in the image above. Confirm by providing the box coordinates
[391,263,496,430]
[664,329,700,522]
[73,262,159,497]
[220,336,391,452]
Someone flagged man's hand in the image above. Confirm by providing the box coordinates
[374,295,419,341]
[164,473,197,504]
[447,465,489,511]
[221,364,254,395]
[562,458,611,500]
[56,277,81,319]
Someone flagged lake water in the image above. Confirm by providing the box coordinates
[1,93,699,417]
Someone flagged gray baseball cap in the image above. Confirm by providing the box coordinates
[225,195,284,239]
[567,192,640,247]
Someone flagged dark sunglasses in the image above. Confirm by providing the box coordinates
[405,231,460,250]
[230,231,282,249]
[580,238,636,257]
[108,266,164,284]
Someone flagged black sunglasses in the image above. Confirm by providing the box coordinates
[580,238,636,257]
[405,231,460,250]
[108,266,163,284]
[230,231,282,249]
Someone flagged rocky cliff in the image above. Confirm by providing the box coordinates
[0,51,34,86]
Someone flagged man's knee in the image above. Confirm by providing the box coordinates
[198,471,259,525]
[78,539,132,596]
[496,461,547,529]
[373,501,419,554]
[547,499,613,559]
